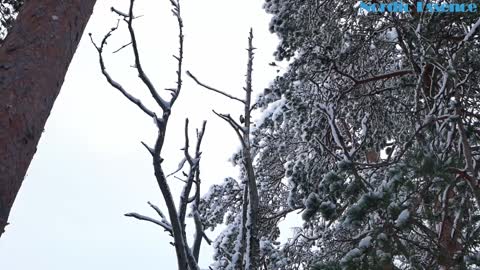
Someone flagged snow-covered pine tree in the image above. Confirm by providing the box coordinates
[0,0,23,40]
[237,0,480,269]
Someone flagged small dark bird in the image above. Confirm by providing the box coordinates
[240,115,245,124]
[269,62,277,67]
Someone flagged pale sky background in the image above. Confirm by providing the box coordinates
[0,0,293,269]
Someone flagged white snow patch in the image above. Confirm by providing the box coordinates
[395,209,410,227]
[253,96,286,130]
[358,236,372,249]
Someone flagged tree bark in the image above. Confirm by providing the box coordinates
[0,0,97,237]
[243,29,260,270]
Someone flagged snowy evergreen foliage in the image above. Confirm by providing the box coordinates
[200,0,480,269]
[86,0,480,268]
[199,177,243,231]
[0,0,23,40]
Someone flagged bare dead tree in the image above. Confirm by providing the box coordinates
[90,0,210,269]
[125,118,207,270]
[187,29,260,270]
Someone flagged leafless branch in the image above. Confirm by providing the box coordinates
[354,69,414,85]
[168,0,184,107]
[110,7,129,18]
[179,120,206,226]
[89,23,156,119]
[187,71,245,104]
[183,119,193,165]
[212,110,245,148]
[126,0,169,112]
[112,41,132,53]
[125,212,173,234]
[167,157,187,177]
[147,201,167,220]
[141,141,154,156]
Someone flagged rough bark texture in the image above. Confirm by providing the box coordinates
[0,0,97,237]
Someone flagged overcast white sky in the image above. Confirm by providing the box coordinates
[0,1,284,269]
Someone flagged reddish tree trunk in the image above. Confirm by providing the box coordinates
[0,0,97,237]
[437,187,462,269]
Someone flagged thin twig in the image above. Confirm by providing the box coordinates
[125,212,173,234]
[187,71,245,104]
[89,24,156,118]
[112,41,132,53]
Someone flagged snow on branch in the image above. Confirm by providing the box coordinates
[167,157,187,178]
[148,201,168,220]
[464,18,480,42]
[126,0,170,112]
[125,212,173,234]
[93,1,205,269]
[89,23,156,119]
[179,119,207,226]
